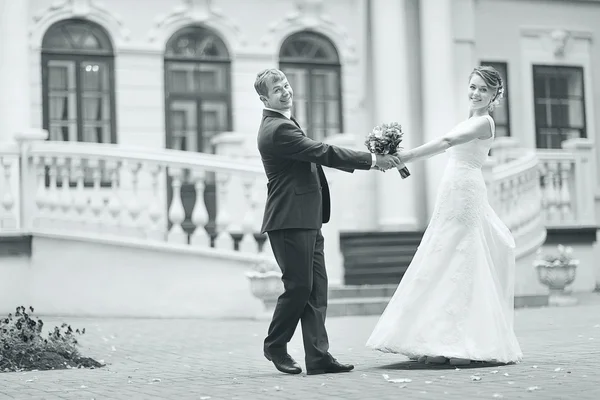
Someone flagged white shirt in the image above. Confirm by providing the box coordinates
[263,108,376,168]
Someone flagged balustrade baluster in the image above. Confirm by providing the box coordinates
[126,161,143,237]
[0,156,16,230]
[548,162,561,220]
[239,177,259,253]
[214,172,234,250]
[190,169,210,247]
[87,159,104,233]
[558,161,573,221]
[56,157,74,230]
[70,158,88,231]
[46,157,59,229]
[147,164,164,240]
[167,167,187,244]
[33,156,47,228]
[105,160,122,235]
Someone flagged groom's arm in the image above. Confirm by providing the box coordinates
[271,122,374,171]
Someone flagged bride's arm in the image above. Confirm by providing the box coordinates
[399,117,492,164]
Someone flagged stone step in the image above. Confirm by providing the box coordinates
[328,284,397,300]
[339,231,424,285]
[327,297,391,317]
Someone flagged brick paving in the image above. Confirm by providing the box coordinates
[1,294,599,400]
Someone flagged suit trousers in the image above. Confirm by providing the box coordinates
[263,228,329,366]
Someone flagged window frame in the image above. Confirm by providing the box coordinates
[41,53,117,144]
[279,31,343,140]
[163,27,233,153]
[532,64,587,149]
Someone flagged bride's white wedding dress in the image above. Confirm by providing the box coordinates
[366,115,523,364]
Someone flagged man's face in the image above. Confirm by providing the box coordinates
[262,77,293,111]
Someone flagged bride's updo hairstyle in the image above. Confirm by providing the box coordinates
[470,66,504,111]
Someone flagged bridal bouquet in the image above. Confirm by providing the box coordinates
[364,122,410,178]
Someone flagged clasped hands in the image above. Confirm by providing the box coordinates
[373,153,407,172]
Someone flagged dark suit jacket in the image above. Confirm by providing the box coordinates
[257,109,372,233]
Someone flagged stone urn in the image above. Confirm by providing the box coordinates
[246,258,283,317]
[534,245,579,306]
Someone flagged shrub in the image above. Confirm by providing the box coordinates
[0,306,104,372]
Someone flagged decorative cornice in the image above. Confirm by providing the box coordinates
[30,0,131,48]
[147,0,245,51]
[521,26,593,58]
[521,26,592,41]
[260,0,357,63]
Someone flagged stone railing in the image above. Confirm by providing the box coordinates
[536,139,596,228]
[2,131,595,270]
[487,137,597,229]
[484,138,546,257]
[0,141,21,232]
[1,130,271,261]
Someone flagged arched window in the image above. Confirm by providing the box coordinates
[41,19,116,143]
[164,26,232,240]
[164,26,232,153]
[279,31,343,141]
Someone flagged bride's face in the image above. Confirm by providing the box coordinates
[468,74,494,111]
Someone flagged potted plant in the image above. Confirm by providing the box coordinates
[533,245,579,306]
[246,258,283,314]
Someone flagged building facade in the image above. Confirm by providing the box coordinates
[0,0,598,282]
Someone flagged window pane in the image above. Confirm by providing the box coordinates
[168,100,198,152]
[563,128,582,141]
[167,63,194,93]
[327,101,340,127]
[43,20,113,53]
[567,71,583,97]
[567,100,584,128]
[81,61,111,143]
[167,62,228,94]
[311,69,341,137]
[549,76,568,98]
[538,128,562,149]
[550,103,568,127]
[194,64,227,92]
[166,27,230,60]
[47,60,77,142]
[311,101,326,139]
[281,67,309,128]
[200,100,228,154]
[280,31,340,64]
[535,101,548,127]
[533,65,586,148]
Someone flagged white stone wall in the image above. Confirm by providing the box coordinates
[27,0,369,150]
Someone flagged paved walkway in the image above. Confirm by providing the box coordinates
[1,294,600,400]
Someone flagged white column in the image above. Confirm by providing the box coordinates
[0,0,30,142]
[420,0,455,217]
[370,0,419,231]
[453,0,477,117]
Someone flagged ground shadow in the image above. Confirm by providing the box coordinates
[375,360,511,370]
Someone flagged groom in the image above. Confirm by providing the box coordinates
[254,68,401,375]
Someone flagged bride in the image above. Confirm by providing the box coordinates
[366,66,523,365]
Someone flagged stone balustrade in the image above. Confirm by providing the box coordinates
[2,131,271,260]
[0,130,596,267]
[536,138,596,228]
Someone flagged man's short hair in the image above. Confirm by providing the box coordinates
[254,68,286,97]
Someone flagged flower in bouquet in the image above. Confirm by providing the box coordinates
[364,122,410,178]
